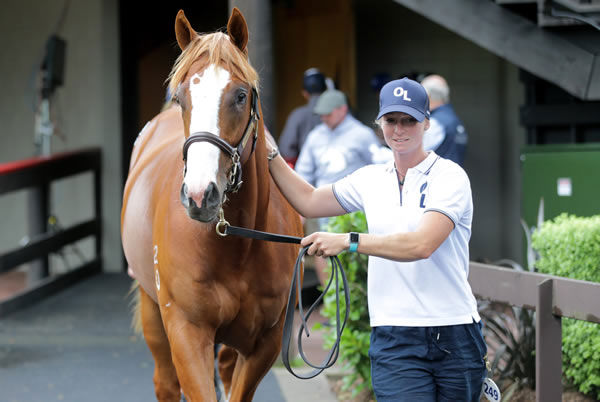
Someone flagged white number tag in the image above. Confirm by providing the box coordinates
[481,377,501,402]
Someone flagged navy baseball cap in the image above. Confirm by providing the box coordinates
[376,77,430,122]
[303,68,326,94]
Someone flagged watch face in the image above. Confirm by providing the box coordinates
[350,232,359,243]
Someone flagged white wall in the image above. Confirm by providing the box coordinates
[0,0,122,272]
[355,0,524,262]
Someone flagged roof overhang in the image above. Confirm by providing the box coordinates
[394,0,600,100]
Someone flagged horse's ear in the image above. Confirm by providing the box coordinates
[175,10,197,51]
[227,7,249,54]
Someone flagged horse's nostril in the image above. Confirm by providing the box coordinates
[205,182,220,208]
[180,183,189,207]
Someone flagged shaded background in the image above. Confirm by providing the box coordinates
[1,0,599,273]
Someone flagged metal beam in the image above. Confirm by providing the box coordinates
[228,0,276,131]
[520,103,600,126]
[0,259,101,317]
[553,0,600,13]
[393,0,600,100]
[0,220,99,274]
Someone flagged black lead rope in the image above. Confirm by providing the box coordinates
[225,225,302,244]
[223,224,350,379]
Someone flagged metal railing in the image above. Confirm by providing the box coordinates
[469,262,600,401]
[0,148,102,317]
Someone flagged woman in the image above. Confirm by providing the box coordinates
[267,77,487,401]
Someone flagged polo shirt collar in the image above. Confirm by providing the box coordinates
[413,151,440,174]
[384,151,440,175]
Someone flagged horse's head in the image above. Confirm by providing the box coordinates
[169,8,260,223]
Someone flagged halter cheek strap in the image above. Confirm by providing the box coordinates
[182,87,260,194]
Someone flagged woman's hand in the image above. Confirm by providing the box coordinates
[301,232,349,257]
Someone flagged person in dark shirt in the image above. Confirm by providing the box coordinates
[278,68,327,167]
[421,75,468,166]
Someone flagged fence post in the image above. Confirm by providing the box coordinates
[536,278,562,402]
[27,184,49,285]
[93,160,102,269]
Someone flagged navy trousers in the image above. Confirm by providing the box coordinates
[369,321,487,401]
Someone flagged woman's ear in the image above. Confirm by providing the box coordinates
[424,119,431,131]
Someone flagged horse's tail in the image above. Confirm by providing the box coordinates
[128,280,143,335]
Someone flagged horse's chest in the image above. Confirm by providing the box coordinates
[165,246,288,308]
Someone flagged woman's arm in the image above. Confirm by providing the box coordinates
[302,211,454,260]
[267,143,345,218]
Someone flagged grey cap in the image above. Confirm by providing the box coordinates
[313,89,346,115]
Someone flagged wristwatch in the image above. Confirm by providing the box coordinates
[348,232,359,252]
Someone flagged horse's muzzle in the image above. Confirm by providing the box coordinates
[180,182,221,222]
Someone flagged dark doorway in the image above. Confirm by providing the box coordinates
[118,2,228,185]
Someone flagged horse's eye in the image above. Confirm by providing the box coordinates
[237,92,247,104]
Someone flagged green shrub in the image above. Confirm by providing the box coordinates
[532,213,600,399]
[562,319,600,398]
[318,212,373,396]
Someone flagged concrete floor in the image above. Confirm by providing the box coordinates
[0,273,338,402]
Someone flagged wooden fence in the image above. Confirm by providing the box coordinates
[0,148,102,316]
[469,262,600,401]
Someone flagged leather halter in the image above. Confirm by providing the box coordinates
[182,87,260,194]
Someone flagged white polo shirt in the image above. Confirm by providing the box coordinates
[332,152,480,327]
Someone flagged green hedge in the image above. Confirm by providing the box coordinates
[532,213,600,399]
[319,212,373,395]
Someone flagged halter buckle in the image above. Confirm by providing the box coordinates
[228,154,240,183]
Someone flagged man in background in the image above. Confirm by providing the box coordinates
[278,68,327,167]
[295,89,383,286]
[421,74,468,166]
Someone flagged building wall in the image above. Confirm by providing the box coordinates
[0,0,527,275]
[0,0,122,272]
[354,0,524,263]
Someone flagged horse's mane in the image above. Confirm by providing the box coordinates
[168,32,259,94]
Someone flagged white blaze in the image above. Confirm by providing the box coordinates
[185,65,231,196]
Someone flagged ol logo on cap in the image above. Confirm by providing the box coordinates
[393,87,411,101]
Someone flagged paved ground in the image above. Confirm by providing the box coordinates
[0,273,338,402]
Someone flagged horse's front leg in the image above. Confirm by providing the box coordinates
[140,287,181,402]
[162,303,218,402]
[227,314,285,402]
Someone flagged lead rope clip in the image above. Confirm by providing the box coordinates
[216,207,229,237]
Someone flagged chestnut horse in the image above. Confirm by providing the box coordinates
[121,8,302,401]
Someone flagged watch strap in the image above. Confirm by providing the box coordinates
[349,232,359,252]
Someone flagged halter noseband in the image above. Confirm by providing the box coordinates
[182,87,260,194]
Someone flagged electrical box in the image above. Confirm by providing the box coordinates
[521,144,600,231]
[42,35,66,95]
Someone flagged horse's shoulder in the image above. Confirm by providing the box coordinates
[128,107,183,172]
